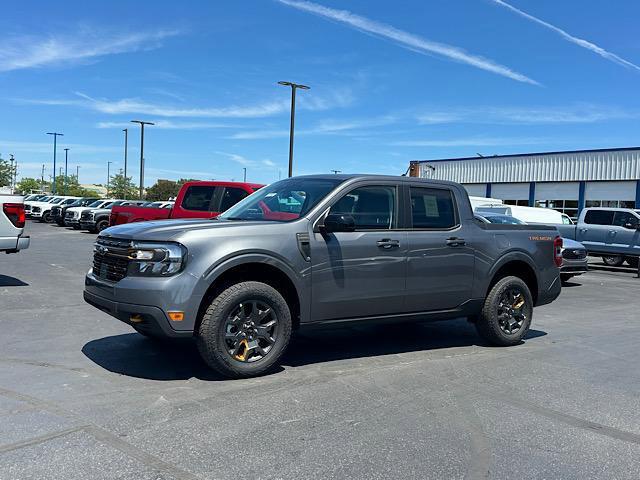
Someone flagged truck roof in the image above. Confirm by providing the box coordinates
[293,173,462,188]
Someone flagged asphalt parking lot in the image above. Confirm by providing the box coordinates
[1,221,640,480]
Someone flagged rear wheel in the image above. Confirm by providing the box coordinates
[602,255,624,267]
[476,276,533,346]
[625,257,639,268]
[196,281,292,378]
[41,211,51,223]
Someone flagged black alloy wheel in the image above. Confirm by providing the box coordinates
[496,287,527,335]
[223,300,279,363]
[602,255,624,267]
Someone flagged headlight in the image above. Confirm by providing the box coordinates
[128,242,186,277]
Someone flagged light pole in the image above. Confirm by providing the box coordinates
[46,132,63,194]
[331,169,341,174]
[243,167,247,182]
[76,165,80,183]
[278,81,309,177]
[122,128,128,199]
[64,148,70,195]
[9,155,14,192]
[41,165,45,192]
[131,120,154,199]
[107,161,113,197]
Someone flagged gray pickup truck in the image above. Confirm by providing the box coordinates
[557,207,640,267]
[84,175,562,378]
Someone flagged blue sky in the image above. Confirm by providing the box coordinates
[2,0,640,186]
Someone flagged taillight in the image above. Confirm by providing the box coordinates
[553,236,563,267]
[3,203,26,228]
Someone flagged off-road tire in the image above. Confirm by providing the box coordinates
[476,276,533,346]
[41,212,51,223]
[196,281,292,379]
[602,255,624,267]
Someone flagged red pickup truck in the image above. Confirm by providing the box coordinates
[109,181,264,226]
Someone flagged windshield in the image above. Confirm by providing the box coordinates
[219,178,344,222]
[50,197,65,204]
[86,200,103,207]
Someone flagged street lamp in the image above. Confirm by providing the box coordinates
[64,148,70,195]
[46,132,64,194]
[243,167,247,182]
[76,165,80,183]
[278,81,309,177]
[131,120,154,199]
[9,155,14,192]
[107,161,113,196]
[122,128,128,199]
[331,169,342,174]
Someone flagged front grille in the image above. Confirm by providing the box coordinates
[66,210,76,218]
[51,207,61,216]
[563,249,587,260]
[81,211,94,221]
[32,206,41,213]
[24,205,31,212]
[92,237,131,282]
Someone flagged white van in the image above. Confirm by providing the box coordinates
[469,196,503,210]
[475,204,573,225]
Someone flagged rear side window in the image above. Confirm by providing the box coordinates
[220,187,249,212]
[584,210,614,225]
[182,186,219,211]
[330,185,396,230]
[410,187,457,229]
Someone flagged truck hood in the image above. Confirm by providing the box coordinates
[100,218,286,241]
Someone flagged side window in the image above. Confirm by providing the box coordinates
[182,186,219,211]
[410,187,457,229]
[613,211,638,227]
[584,210,614,225]
[220,187,249,212]
[330,185,395,230]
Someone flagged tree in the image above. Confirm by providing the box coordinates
[108,170,137,199]
[0,155,16,188]
[16,177,41,194]
[51,174,100,197]
[145,178,198,201]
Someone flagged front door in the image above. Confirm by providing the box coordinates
[310,184,407,321]
[606,211,640,254]
[577,209,614,252]
[404,185,475,312]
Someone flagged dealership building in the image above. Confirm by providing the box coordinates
[409,147,640,220]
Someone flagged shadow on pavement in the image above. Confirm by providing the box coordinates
[82,319,547,381]
[0,274,29,287]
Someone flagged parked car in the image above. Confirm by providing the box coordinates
[84,174,562,378]
[476,213,588,284]
[30,196,79,222]
[65,199,114,229]
[82,200,146,233]
[109,181,263,226]
[0,195,29,254]
[557,207,640,268]
[24,195,53,217]
[51,197,100,226]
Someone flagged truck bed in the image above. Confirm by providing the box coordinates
[110,206,172,226]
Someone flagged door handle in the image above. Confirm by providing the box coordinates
[376,239,400,249]
[446,237,466,247]
[608,230,616,235]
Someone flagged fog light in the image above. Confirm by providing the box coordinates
[168,311,184,321]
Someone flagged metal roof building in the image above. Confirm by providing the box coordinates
[409,147,640,219]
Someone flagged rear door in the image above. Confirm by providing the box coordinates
[578,210,614,252]
[404,185,475,312]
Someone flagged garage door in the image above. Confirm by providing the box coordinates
[463,184,486,196]
[585,181,636,201]
[535,182,579,200]
[491,183,529,200]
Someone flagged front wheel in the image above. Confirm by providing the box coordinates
[41,212,52,223]
[196,281,292,378]
[602,255,624,267]
[476,276,533,346]
[625,257,639,268]
[96,219,109,232]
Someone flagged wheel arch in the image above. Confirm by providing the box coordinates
[486,253,539,304]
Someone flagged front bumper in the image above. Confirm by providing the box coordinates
[79,221,95,229]
[84,269,201,337]
[65,218,80,226]
[30,211,43,218]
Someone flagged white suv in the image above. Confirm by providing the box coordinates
[65,199,113,229]
[30,196,79,222]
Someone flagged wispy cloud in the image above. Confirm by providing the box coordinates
[491,0,640,72]
[97,120,238,130]
[20,89,352,119]
[0,29,181,72]
[276,0,538,85]
[228,115,397,139]
[390,137,548,147]
[0,139,119,155]
[416,104,638,125]
[214,151,280,169]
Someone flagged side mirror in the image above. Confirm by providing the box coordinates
[323,213,356,233]
[623,222,640,230]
